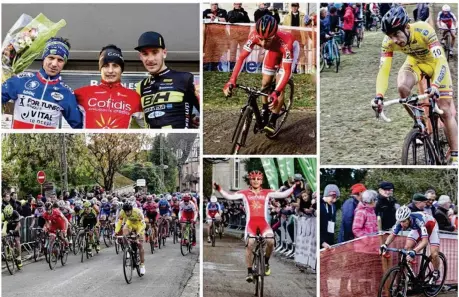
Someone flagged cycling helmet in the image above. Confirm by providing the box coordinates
[45,202,53,211]
[248,170,264,179]
[57,200,66,208]
[3,205,13,217]
[101,198,108,204]
[182,195,191,202]
[166,194,172,201]
[91,198,98,204]
[112,197,118,203]
[395,206,411,222]
[210,196,218,203]
[172,195,178,201]
[83,201,91,208]
[123,203,133,212]
[442,5,451,12]
[255,15,278,39]
[381,6,410,35]
[154,198,160,203]
[37,201,44,208]
[130,201,137,208]
[146,195,153,202]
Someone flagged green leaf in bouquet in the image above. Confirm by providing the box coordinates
[11,13,66,74]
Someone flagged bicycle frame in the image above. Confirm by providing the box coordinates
[231,94,263,145]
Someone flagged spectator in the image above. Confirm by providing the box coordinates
[375,181,397,231]
[21,197,33,217]
[283,3,306,27]
[227,3,251,71]
[424,189,437,216]
[379,3,391,18]
[342,3,355,55]
[338,183,367,243]
[295,186,316,216]
[2,193,11,211]
[408,193,428,212]
[435,195,455,232]
[329,6,340,33]
[10,192,23,215]
[320,7,330,47]
[254,3,280,24]
[203,3,228,22]
[352,189,378,238]
[293,174,306,198]
[320,184,340,249]
[413,3,429,21]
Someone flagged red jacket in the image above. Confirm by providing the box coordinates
[75,81,142,129]
[343,6,355,31]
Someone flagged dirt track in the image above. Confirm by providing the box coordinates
[204,108,316,155]
[320,4,458,165]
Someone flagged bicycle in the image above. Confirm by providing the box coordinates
[353,20,364,48]
[100,219,113,247]
[373,86,449,165]
[144,220,156,254]
[378,247,447,297]
[209,218,218,247]
[321,33,341,73]
[230,81,294,154]
[248,230,275,297]
[171,216,179,244]
[2,231,21,275]
[117,233,143,284]
[48,229,68,270]
[180,220,194,256]
[79,225,98,263]
[157,215,168,249]
[439,28,454,62]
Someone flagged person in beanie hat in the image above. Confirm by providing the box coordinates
[75,44,143,129]
[338,183,367,242]
[135,31,200,129]
[408,193,428,212]
[375,181,398,231]
[320,184,340,249]
[2,37,83,129]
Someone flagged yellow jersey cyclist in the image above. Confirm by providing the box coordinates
[115,202,146,275]
[2,205,23,269]
[380,203,442,283]
[373,6,458,165]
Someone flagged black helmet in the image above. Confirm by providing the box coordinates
[381,6,410,35]
[255,15,278,39]
[45,202,53,210]
[122,203,133,212]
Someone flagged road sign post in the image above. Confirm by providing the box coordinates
[37,171,46,195]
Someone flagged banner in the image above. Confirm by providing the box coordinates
[285,158,295,179]
[276,158,288,183]
[298,158,316,191]
[203,22,317,74]
[261,158,279,190]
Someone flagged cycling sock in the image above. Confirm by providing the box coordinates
[248,267,253,274]
[265,256,270,265]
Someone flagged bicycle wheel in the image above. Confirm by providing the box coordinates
[445,34,451,62]
[115,237,120,255]
[421,252,447,297]
[44,238,50,263]
[332,42,340,73]
[4,244,16,275]
[377,266,408,297]
[266,80,294,139]
[162,224,166,247]
[219,224,223,240]
[173,223,177,244]
[401,128,436,165]
[320,52,325,73]
[211,224,216,247]
[49,240,59,270]
[72,232,79,255]
[150,236,155,254]
[181,227,190,256]
[80,235,85,262]
[123,250,133,284]
[135,251,142,277]
[158,223,163,249]
[61,243,68,266]
[230,107,252,155]
[33,239,42,262]
[257,254,265,297]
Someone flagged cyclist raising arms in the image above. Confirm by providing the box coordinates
[380,202,441,282]
[213,170,294,282]
[437,4,457,56]
[373,6,458,165]
[223,15,297,135]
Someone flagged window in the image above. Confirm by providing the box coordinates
[233,159,240,189]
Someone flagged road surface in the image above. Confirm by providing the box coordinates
[2,228,200,297]
[203,228,315,297]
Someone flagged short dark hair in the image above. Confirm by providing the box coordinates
[330,6,337,13]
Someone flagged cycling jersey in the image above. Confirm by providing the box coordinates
[143,202,159,221]
[2,210,20,234]
[179,201,197,222]
[207,202,221,218]
[99,203,111,217]
[376,22,453,100]
[59,206,73,221]
[219,186,294,238]
[392,212,440,246]
[136,67,199,129]
[158,200,171,216]
[2,69,83,129]
[231,30,296,94]
[75,81,143,129]
[437,11,457,28]
[43,209,67,233]
[115,208,145,236]
[79,209,98,229]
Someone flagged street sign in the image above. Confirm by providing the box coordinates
[136,179,146,187]
[37,171,46,184]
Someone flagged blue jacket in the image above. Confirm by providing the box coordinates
[338,196,359,243]
[2,68,83,129]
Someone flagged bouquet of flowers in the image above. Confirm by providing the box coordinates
[2,13,66,83]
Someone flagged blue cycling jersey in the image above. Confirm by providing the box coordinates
[2,68,83,129]
[437,11,457,22]
[158,200,170,215]
[100,203,111,216]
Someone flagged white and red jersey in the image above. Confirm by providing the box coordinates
[218,186,294,237]
[230,30,295,93]
[179,201,197,222]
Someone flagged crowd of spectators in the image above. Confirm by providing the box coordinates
[320,182,457,249]
[208,173,317,259]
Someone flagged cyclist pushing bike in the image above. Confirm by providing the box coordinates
[213,170,294,283]
[223,15,298,135]
[372,6,458,165]
[380,202,441,283]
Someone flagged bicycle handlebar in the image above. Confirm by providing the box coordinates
[372,93,443,122]
[385,247,423,256]
[235,84,269,97]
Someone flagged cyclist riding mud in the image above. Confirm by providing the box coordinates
[223,15,298,135]
[372,6,458,165]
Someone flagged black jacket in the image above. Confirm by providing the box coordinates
[320,198,337,247]
[227,8,250,24]
[254,9,280,24]
[435,206,455,232]
[375,194,397,231]
[203,8,228,21]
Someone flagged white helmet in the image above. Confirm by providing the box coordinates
[395,206,411,222]
[210,196,218,203]
[57,200,66,208]
[166,194,172,201]
[442,5,450,12]
[101,198,108,204]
